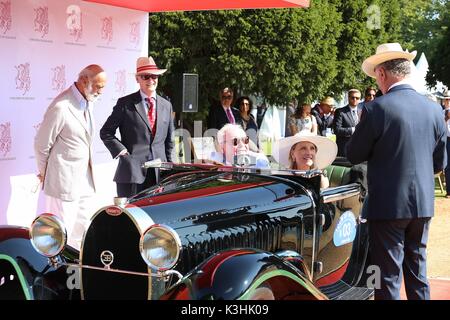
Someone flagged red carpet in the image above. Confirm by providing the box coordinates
[400,278,450,300]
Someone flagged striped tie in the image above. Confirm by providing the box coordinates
[146,97,156,136]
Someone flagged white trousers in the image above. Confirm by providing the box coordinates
[45,194,95,250]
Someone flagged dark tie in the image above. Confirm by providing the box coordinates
[225,107,235,124]
[146,97,156,136]
[352,110,358,125]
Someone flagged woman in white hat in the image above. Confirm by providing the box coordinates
[272,133,338,189]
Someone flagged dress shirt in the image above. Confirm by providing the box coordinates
[70,83,92,135]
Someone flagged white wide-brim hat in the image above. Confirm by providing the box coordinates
[136,56,167,75]
[272,133,337,170]
[362,43,417,78]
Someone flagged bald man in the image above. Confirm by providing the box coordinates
[35,64,107,249]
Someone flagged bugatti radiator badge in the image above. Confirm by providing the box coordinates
[100,250,114,269]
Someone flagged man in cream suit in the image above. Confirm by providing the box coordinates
[34,65,107,250]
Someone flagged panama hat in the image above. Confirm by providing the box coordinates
[443,89,450,99]
[320,96,336,106]
[362,43,417,78]
[136,56,167,75]
[272,133,337,170]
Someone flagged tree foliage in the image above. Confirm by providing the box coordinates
[423,0,450,88]
[147,0,403,122]
[399,0,450,88]
[332,0,401,94]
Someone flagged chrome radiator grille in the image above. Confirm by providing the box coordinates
[177,217,284,274]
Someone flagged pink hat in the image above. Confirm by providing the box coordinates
[136,56,167,75]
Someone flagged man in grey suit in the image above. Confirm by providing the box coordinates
[35,64,107,249]
[346,43,447,300]
[332,89,362,157]
[100,56,174,198]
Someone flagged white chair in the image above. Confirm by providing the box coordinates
[435,173,445,194]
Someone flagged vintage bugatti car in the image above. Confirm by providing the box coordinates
[0,160,372,300]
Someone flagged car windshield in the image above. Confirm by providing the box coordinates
[142,160,322,177]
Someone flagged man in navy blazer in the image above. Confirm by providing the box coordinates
[333,89,362,156]
[346,43,447,300]
[207,87,241,131]
[100,57,174,197]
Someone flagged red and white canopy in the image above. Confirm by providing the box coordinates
[83,0,310,12]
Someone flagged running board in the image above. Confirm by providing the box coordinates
[320,280,374,300]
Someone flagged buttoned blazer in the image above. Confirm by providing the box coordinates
[346,85,447,220]
[333,105,362,156]
[34,87,95,201]
[100,90,174,184]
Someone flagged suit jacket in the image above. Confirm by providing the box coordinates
[34,87,95,201]
[207,104,241,130]
[256,106,267,128]
[312,106,334,136]
[332,105,362,156]
[100,90,174,184]
[346,84,447,220]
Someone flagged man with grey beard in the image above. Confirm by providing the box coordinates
[34,64,107,250]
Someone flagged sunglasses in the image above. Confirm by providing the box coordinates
[222,95,233,100]
[350,96,361,100]
[139,74,159,80]
[366,94,376,97]
[233,137,250,146]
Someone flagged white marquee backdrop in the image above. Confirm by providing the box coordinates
[0,0,149,226]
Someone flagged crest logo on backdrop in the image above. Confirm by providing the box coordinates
[101,16,113,45]
[51,65,66,92]
[33,122,41,133]
[33,6,49,38]
[0,122,12,157]
[115,69,126,95]
[129,22,140,48]
[0,0,12,34]
[66,5,82,42]
[15,63,31,95]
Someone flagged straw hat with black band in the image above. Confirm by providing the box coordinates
[362,43,417,78]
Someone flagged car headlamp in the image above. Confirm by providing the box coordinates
[30,213,67,257]
[139,224,181,271]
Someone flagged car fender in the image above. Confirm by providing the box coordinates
[0,225,80,300]
[160,248,327,300]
